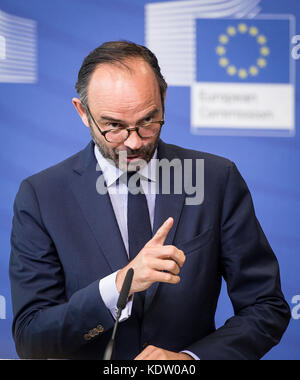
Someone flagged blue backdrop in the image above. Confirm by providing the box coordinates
[0,0,299,359]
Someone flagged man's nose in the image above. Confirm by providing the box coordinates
[124,129,143,150]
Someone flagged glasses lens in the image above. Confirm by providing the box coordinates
[106,129,128,143]
[138,123,161,138]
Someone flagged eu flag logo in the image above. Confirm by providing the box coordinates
[196,18,291,84]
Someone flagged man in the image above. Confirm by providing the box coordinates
[10,41,290,360]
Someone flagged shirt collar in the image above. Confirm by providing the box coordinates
[94,144,157,187]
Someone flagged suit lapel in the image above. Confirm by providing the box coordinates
[69,142,129,273]
[144,140,186,311]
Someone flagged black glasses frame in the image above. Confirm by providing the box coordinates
[85,104,164,143]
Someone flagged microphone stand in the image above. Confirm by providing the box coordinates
[103,268,134,360]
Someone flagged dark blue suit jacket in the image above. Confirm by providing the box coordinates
[9,140,290,359]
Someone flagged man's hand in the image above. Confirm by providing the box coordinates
[134,345,194,360]
[116,217,186,295]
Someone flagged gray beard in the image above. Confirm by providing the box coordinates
[89,123,160,172]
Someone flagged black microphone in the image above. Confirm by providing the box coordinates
[103,268,134,360]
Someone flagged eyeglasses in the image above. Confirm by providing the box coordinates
[85,104,164,143]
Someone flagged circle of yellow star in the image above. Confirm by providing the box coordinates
[257,35,267,44]
[238,23,248,33]
[216,24,269,79]
[249,26,258,36]
[260,46,270,56]
[219,57,229,67]
[257,58,267,68]
[249,66,259,76]
[227,26,236,36]
[238,68,248,79]
[227,65,236,75]
[216,45,226,55]
[219,34,229,44]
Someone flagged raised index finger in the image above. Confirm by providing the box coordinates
[146,217,174,247]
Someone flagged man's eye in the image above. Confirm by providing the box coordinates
[107,122,121,129]
[143,117,153,124]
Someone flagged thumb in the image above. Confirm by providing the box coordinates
[146,217,174,247]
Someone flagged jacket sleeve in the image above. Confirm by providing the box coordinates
[9,179,115,359]
[186,162,291,360]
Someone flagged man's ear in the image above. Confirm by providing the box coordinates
[72,97,89,128]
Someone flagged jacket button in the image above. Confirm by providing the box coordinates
[84,333,91,341]
[90,328,99,337]
[97,325,104,333]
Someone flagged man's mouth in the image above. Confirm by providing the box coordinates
[126,155,142,162]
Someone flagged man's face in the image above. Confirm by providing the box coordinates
[74,58,164,172]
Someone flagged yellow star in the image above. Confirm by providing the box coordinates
[219,57,229,67]
[227,65,236,76]
[238,23,248,33]
[227,26,236,36]
[216,45,226,55]
[238,68,248,79]
[219,34,229,44]
[260,46,270,56]
[257,35,267,44]
[257,58,267,68]
[249,66,259,76]
[249,26,258,36]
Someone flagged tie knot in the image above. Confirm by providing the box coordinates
[119,171,138,185]
[118,171,143,194]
